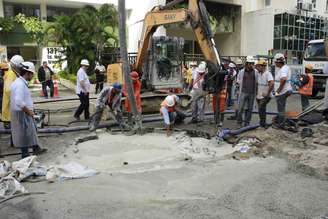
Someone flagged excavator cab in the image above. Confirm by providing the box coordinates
[143,36,185,90]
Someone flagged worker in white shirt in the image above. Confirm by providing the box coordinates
[10,62,46,158]
[190,62,207,123]
[74,59,91,120]
[273,53,292,127]
[256,59,274,128]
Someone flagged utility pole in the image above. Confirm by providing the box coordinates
[118,0,142,132]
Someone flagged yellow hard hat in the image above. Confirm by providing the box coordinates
[305,64,313,70]
[256,59,267,66]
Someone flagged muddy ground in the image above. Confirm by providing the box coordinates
[0,84,328,218]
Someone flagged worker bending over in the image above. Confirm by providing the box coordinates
[89,83,123,131]
[160,94,186,136]
[299,64,314,111]
[123,71,142,124]
[10,62,46,158]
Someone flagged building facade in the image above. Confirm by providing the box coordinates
[128,0,328,64]
[1,0,327,65]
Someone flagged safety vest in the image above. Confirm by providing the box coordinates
[160,99,176,113]
[299,73,314,96]
[212,89,227,113]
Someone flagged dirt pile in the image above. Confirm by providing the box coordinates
[233,123,328,180]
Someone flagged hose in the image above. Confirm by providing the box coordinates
[0,110,279,135]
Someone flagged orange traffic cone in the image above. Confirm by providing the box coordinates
[40,89,44,97]
[53,80,59,98]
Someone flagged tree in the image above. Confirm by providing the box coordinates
[46,4,118,74]
[15,13,45,45]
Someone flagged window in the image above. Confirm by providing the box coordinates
[4,3,40,17]
[265,0,271,7]
[326,0,328,11]
[47,6,77,22]
[304,42,325,59]
[312,0,316,8]
[273,13,328,63]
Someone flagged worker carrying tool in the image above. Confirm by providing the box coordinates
[298,64,314,111]
[160,94,186,136]
[123,71,142,124]
[89,83,125,131]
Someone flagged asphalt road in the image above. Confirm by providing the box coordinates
[1,84,327,219]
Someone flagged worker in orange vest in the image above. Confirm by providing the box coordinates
[212,88,227,127]
[123,71,142,124]
[299,64,314,111]
[160,94,186,136]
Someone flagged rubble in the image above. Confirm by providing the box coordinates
[228,122,328,180]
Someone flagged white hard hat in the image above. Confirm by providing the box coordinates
[21,61,36,73]
[274,53,285,63]
[80,59,90,66]
[228,63,236,68]
[189,61,197,67]
[246,56,255,63]
[165,95,175,107]
[200,61,207,68]
[10,55,24,67]
[197,62,206,73]
[235,59,243,65]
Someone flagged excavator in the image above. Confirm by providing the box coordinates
[107,0,226,122]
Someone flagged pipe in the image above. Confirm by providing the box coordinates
[0,123,117,134]
[217,124,260,140]
[0,110,279,135]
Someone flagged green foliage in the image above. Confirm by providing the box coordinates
[58,70,77,84]
[15,13,45,45]
[0,17,15,32]
[46,4,118,75]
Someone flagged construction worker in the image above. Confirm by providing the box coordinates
[236,56,258,127]
[273,53,292,127]
[95,63,106,94]
[188,62,197,90]
[256,59,274,128]
[190,62,206,123]
[299,64,314,111]
[0,63,9,114]
[227,62,237,108]
[74,59,90,120]
[89,83,124,131]
[160,94,185,136]
[123,71,142,123]
[10,62,46,158]
[38,61,54,98]
[2,55,24,129]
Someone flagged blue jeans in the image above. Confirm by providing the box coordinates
[237,92,255,126]
[276,92,289,124]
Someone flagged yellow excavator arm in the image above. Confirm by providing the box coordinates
[134,0,221,72]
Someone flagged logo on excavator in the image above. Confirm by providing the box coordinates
[164,14,176,20]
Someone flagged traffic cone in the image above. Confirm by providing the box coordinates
[53,80,59,98]
[40,89,44,97]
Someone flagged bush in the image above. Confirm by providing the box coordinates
[58,70,76,84]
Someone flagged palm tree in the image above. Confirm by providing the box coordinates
[46,4,118,74]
